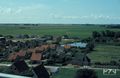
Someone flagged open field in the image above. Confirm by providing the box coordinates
[53,68,120,78]
[0,25,120,39]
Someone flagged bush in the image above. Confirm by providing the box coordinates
[75,69,98,78]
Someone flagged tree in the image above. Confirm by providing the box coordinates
[105,30,115,37]
[101,31,106,37]
[5,35,14,39]
[110,60,117,66]
[23,34,29,38]
[92,31,101,38]
[86,42,95,51]
[62,35,69,39]
[75,69,98,78]
[114,31,120,38]
[0,34,3,37]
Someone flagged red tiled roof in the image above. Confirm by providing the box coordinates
[8,50,26,61]
[49,44,57,49]
[30,52,42,61]
[8,53,17,61]
[27,48,35,53]
[17,50,26,57]
[35,47,44,52]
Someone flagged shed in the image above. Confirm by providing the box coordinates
[10,60,29,74]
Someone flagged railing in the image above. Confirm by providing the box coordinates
[0,73,31,78]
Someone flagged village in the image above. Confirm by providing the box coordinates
[0,34,93,77]
[0,28,120,78]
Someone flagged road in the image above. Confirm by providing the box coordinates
[0,63,119,71]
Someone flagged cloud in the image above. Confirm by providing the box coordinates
[0,3,50,17]
[14,9,22,14]
[0,7,22,15]
[50,13,120,20]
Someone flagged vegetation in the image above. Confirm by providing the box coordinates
[75,69,98,78]
[53,68,120,78]
[0,25,120,39]
[88,44,120,63]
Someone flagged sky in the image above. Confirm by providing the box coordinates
[0,0,120,24]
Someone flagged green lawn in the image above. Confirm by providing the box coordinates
[53,68,77,78]
[53,68,120,78]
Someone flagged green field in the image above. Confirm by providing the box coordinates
[88,44,120,63]
[53,68,120,78]
[0,25,120,39]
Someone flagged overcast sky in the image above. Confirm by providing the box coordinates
[0,0,120,24]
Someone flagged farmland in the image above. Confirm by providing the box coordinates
[88,44,120,63]
[0,25,120,39]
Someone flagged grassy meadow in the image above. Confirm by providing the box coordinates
[88,44,120,63]
[53,68,120,78]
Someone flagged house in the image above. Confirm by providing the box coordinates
[30,50,42,63]
[41,35,53,40]
[27,48,35,53]
[62,35,69,39]
[0,37,6,49]
[49,44,57,49]
[8,50,26,61]
[71,53,91,66]
[35,46,44,52]
[38,38,47,43]
[0,50,8,59]
[0,37,6,44]
[63,45,71,49]
[10,60,29,74]
[17,50,26,57]
[8,52,18,61]
[32,64,50,78]
[56,46,65,55]
[41,45,49,51]
[53,36,62,43]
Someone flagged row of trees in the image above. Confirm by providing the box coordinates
[95,60,120,66]
[0,34,38,39]
[92,30,120,38]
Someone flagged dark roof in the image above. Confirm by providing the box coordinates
[83,55,91,62]
[12,60,29,73]
[33,64,50,78]
[71,53,91,65]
